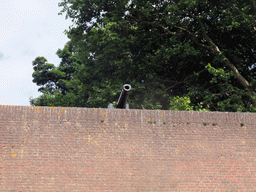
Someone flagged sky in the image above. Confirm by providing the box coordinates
[0,0,72,106]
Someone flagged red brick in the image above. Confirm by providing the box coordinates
[1,105,256,191]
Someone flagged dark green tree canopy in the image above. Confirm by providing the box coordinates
[31,0,256,111]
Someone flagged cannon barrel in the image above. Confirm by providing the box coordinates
[116,84,132,109]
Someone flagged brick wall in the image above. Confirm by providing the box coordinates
[1,105,256,191]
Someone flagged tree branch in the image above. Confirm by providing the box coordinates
[165,68,208,91]
[155,23,180,36]
[125,14,185,37]
[174,25,209,48]
[191,12,256,106]
[193,13,252,88]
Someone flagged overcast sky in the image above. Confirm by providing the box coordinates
[0,0,72,106]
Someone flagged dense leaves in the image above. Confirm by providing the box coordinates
[31,0,256,111]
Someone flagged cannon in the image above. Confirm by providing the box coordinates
[116,84,132,109]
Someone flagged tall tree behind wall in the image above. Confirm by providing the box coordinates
[31,0,256,111]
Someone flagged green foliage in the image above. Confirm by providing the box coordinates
[30,89,81,107]
[170,96,208,111]
[31,0,256,111]
[170,96,194,111]
[30,41,82,106]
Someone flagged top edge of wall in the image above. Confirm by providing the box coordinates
[0,104,255,114]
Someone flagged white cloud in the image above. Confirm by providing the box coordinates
[0,0,46,44]
[0,0,72,106]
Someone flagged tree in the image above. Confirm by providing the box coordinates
[30,41,82,106]
[31,0,256,111]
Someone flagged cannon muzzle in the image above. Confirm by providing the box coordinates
[116,84,132,109]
